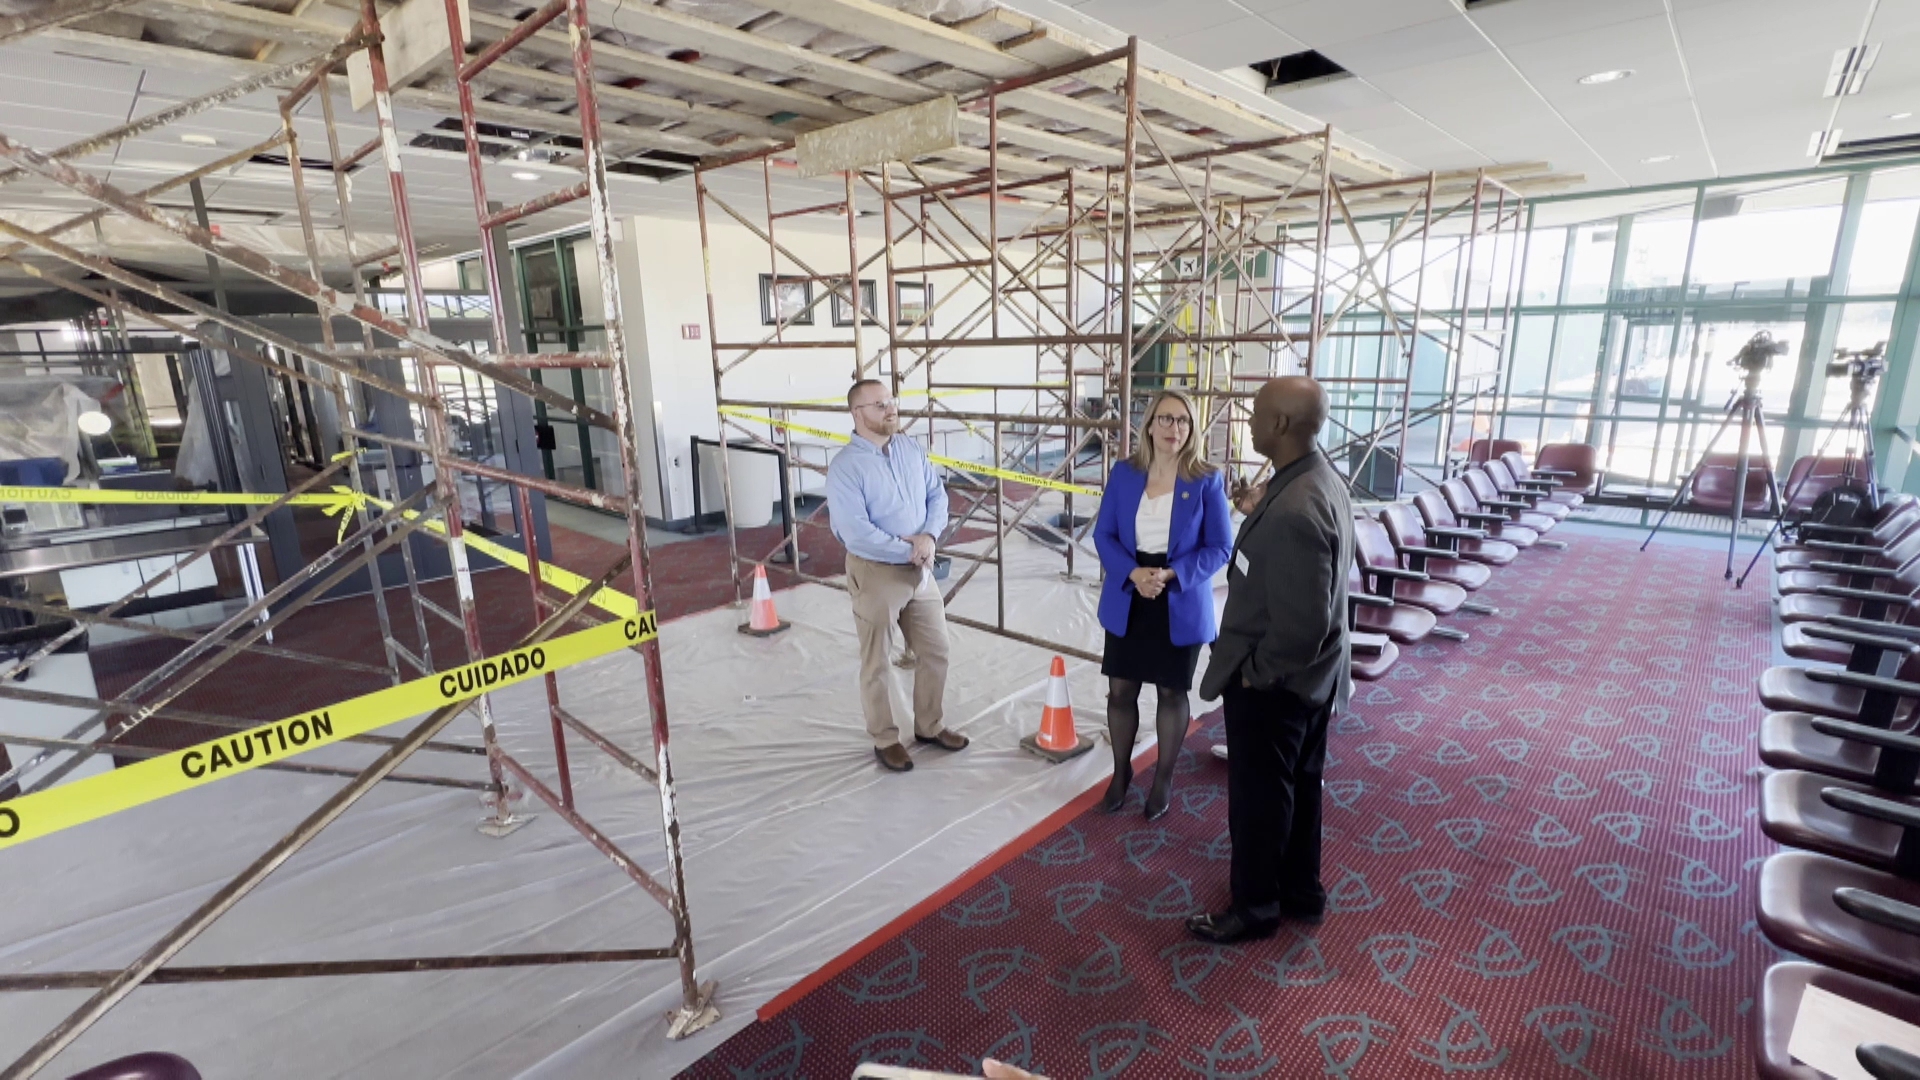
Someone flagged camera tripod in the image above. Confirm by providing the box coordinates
[1733,347,1885,587]
[1641,355,1784,582]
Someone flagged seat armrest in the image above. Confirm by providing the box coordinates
[1808,561,1898,577]
[1834,887,1920,940]
[1351,593,1394,609]
[1815,585,1918,606]
[1805,539,1891,555]
[1804,523,1881,537]
[1480,498,1532,511]
[1826,616,1920,641]
[1811,716,1920,755]
[1532,467,1576,478]
[1397,545,1459,560]
[1860,1042,1920,1080]
[1426,525,1488,540]
[1823,787,1920,831]
[1366,565,1431,582]
[1456,511,1508,525]
[1802,625,1920,655]
[1806,668,1920,699]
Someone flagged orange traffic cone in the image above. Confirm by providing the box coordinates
[736,564,790,637]
[1020,655,1094,762]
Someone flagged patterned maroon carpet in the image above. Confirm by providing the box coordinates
[679,534,1777,1079]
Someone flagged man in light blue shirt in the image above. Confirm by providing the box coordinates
[828,379,967,772]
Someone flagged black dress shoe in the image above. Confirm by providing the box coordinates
[1185,909,1279,944]
[1143,787,1171,822]
[1279,901,1327,926]
[1099,778,1129,813]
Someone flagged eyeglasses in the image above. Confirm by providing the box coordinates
[854,400,897,412]
[1151,413,1192,429]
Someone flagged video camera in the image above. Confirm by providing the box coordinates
[1827,342,1887,382]
[1730,330,1790,374]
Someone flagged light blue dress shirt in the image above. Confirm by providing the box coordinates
[826,434,946,564]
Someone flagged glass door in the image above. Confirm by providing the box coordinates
[516,237,612,496]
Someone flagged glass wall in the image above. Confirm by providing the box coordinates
[1491,162,1920,491]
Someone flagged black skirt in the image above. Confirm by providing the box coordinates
[1101,550,1202,691]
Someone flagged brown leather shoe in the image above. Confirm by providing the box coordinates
[915,729,968,751]
[874,743,914,772]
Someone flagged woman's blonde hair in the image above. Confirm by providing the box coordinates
[1127,388,1216,481]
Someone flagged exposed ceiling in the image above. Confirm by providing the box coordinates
[0,0,1583,315]
[1035,0,1920,192]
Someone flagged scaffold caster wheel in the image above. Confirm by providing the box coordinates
[666,980,721,1040]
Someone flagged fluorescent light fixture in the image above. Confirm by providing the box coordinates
[1808,128,1843,158]
[511,171,540,181]
[1825,44,1880,97]
[1891,112,1914,121]
[179,133,219,147]
[1579,69,1632,85]
[1641,154,1673,164]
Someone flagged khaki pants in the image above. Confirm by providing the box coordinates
[845,553,950,747]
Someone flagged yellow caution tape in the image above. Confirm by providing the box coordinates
[0,485,360,513]
[0,609,659,851]
[361,496,639,620]
[716,405,1099,497]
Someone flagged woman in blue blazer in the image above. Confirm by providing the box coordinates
[1093,388,1234,820]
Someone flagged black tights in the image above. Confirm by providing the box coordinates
[1103,678,1189,813]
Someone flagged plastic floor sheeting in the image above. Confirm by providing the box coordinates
[0,532,1188,1078]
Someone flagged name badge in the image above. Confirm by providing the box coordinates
[1234,550,1250,576]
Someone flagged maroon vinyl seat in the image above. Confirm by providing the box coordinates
[1439,477,1539,548]
[1410,490,1520,567]
[1534,442,1602,500]
[1500,451,1582,507]
[1762,712,1891,784]
[1777,494,1917,571]
[1777,531,1920,596]
[1783,617,1920,667]
[67,1054,202,1080]
[1483,459,1571,520]
[1761,769,1917,873]
[1467,438,1523,465]
[1779,577,1919,625]
[1758,851,1920,991]
[1461,467,1559,534]
[1783,455,1877,515]
[1348,565,1438,643]
[1687,451,1778,516]
[1758,657,1920,726]
[1353,516,1468,616]
[1755,962,1920,1080]
[1378,502,1494,591]
[1350,633,1399,681]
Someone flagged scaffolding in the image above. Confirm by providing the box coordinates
[0,1,715,1073]
[698,38,1530,661]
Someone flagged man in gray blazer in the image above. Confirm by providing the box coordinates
[1188,376,1353,944]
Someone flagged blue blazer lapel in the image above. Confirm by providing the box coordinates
[1116,462,1141,552]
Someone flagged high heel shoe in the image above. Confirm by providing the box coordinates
[1144,786,1171,822]
[1099,778,1129,813]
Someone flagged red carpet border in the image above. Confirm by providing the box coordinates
[679,535,1779,1079]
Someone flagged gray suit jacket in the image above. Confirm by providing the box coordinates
[1198,451,1354,708]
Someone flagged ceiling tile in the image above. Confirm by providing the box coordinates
[1469,0,1668,48]
[1071,0,1249,41]
[1323,15,1496,77]
[1158,15,1307,72]
[1253,0,1461,47]
[1267,76,1398,118]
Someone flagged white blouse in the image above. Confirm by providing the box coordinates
[1135,491,1173,554]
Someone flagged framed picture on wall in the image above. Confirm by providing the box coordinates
[830,279,881,327]
[895,281,933,328]
[759,274,814,326]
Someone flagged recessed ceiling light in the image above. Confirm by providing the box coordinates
[511,171,540,181]
[1579,69,1633,85]
[1641,154,1674,164]
[1891,112,1914,121]
[179,134,219,147]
